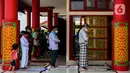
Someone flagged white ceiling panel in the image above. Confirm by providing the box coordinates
[21,0,66,15]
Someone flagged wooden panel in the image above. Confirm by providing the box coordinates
[86,16,107,26]
[88,39,107,49]
[88,28,107,37]
[88,50,107,60]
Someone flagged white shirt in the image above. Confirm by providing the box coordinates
[33,32,40,46]
[48,31,60,50]
[20,36,29,48]
[79,29,88,44]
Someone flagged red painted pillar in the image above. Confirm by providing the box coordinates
[80,16,82,26]
[48,7,54,32]
[53,13,59,26]
[126,0,130,63]
[112,0,129,71]
[5,0,18,20]
[32,0,40,31]
[0,0,4,58]
[84,16,86,24]
[27,10,31,27]
[2,0,20,70]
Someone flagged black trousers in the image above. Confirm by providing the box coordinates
[50,50,58,66]
[29,44,33,60]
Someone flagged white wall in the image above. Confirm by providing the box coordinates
[18,12,27,31]
[18,12,47,32]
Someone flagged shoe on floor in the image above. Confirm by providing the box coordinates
[51,65,58,68]
[79,67,88,71]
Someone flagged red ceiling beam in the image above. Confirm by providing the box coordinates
[19,1,31,11]
[40,7,54,12]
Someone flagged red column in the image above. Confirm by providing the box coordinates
[126,0,130,63]
[80,16,82,26]
[53,13,59,26]
[2,0,20,70]
[32,0,40,31]
[0,0,4,58]
[5,0,18,20]
[27,10,31,27]
[112,0,129,71]
[84,16,86,24]
[48,7,54,32]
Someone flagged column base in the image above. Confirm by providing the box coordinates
[113,66,129,71]
[2,61,11,71]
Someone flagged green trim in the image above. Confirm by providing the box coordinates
[2,60,11,64]
[114,61,129,66]
[114,61,118,65]
[114,22,128,27]
[3,64,10,66]
[3,22,17,27]
[3,60,11,62]
[2,60,4,64]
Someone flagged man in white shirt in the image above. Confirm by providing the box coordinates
[33,28,40,58]
[48,26,60,68]
[20,31,29,69]
[79,24,89,70]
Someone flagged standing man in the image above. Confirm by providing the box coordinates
[33,28,40,58]
[25,26,33,61]
[48,26,60,68]
[20,31,29,69]
[79,24,89,70]
[39,30,46,56]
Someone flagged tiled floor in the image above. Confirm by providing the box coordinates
[1,65,130,73]
[0,57,130,73]
[117,71,130,73]
[0,65,116,73]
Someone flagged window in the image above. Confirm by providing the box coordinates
[109,0,114,9]
[71,0,84,10]
[73,16,81,25]
[86,0,95,10]
[70,0,114,11]
[98,0,106,9]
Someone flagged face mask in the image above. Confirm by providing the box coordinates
[85,28,88,32]
[27,30,31,33]
[55,30,58,33]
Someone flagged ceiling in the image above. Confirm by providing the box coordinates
[21,0,66,15]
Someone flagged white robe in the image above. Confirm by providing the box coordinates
[20,36,29,68]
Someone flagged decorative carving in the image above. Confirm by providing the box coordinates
[88,50,107,60]
[2,23,16,61]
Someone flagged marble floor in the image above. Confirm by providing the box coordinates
[0,57,130,73]
[1,69,129,73]
[0,65,130,73]
[0,65,116,73]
